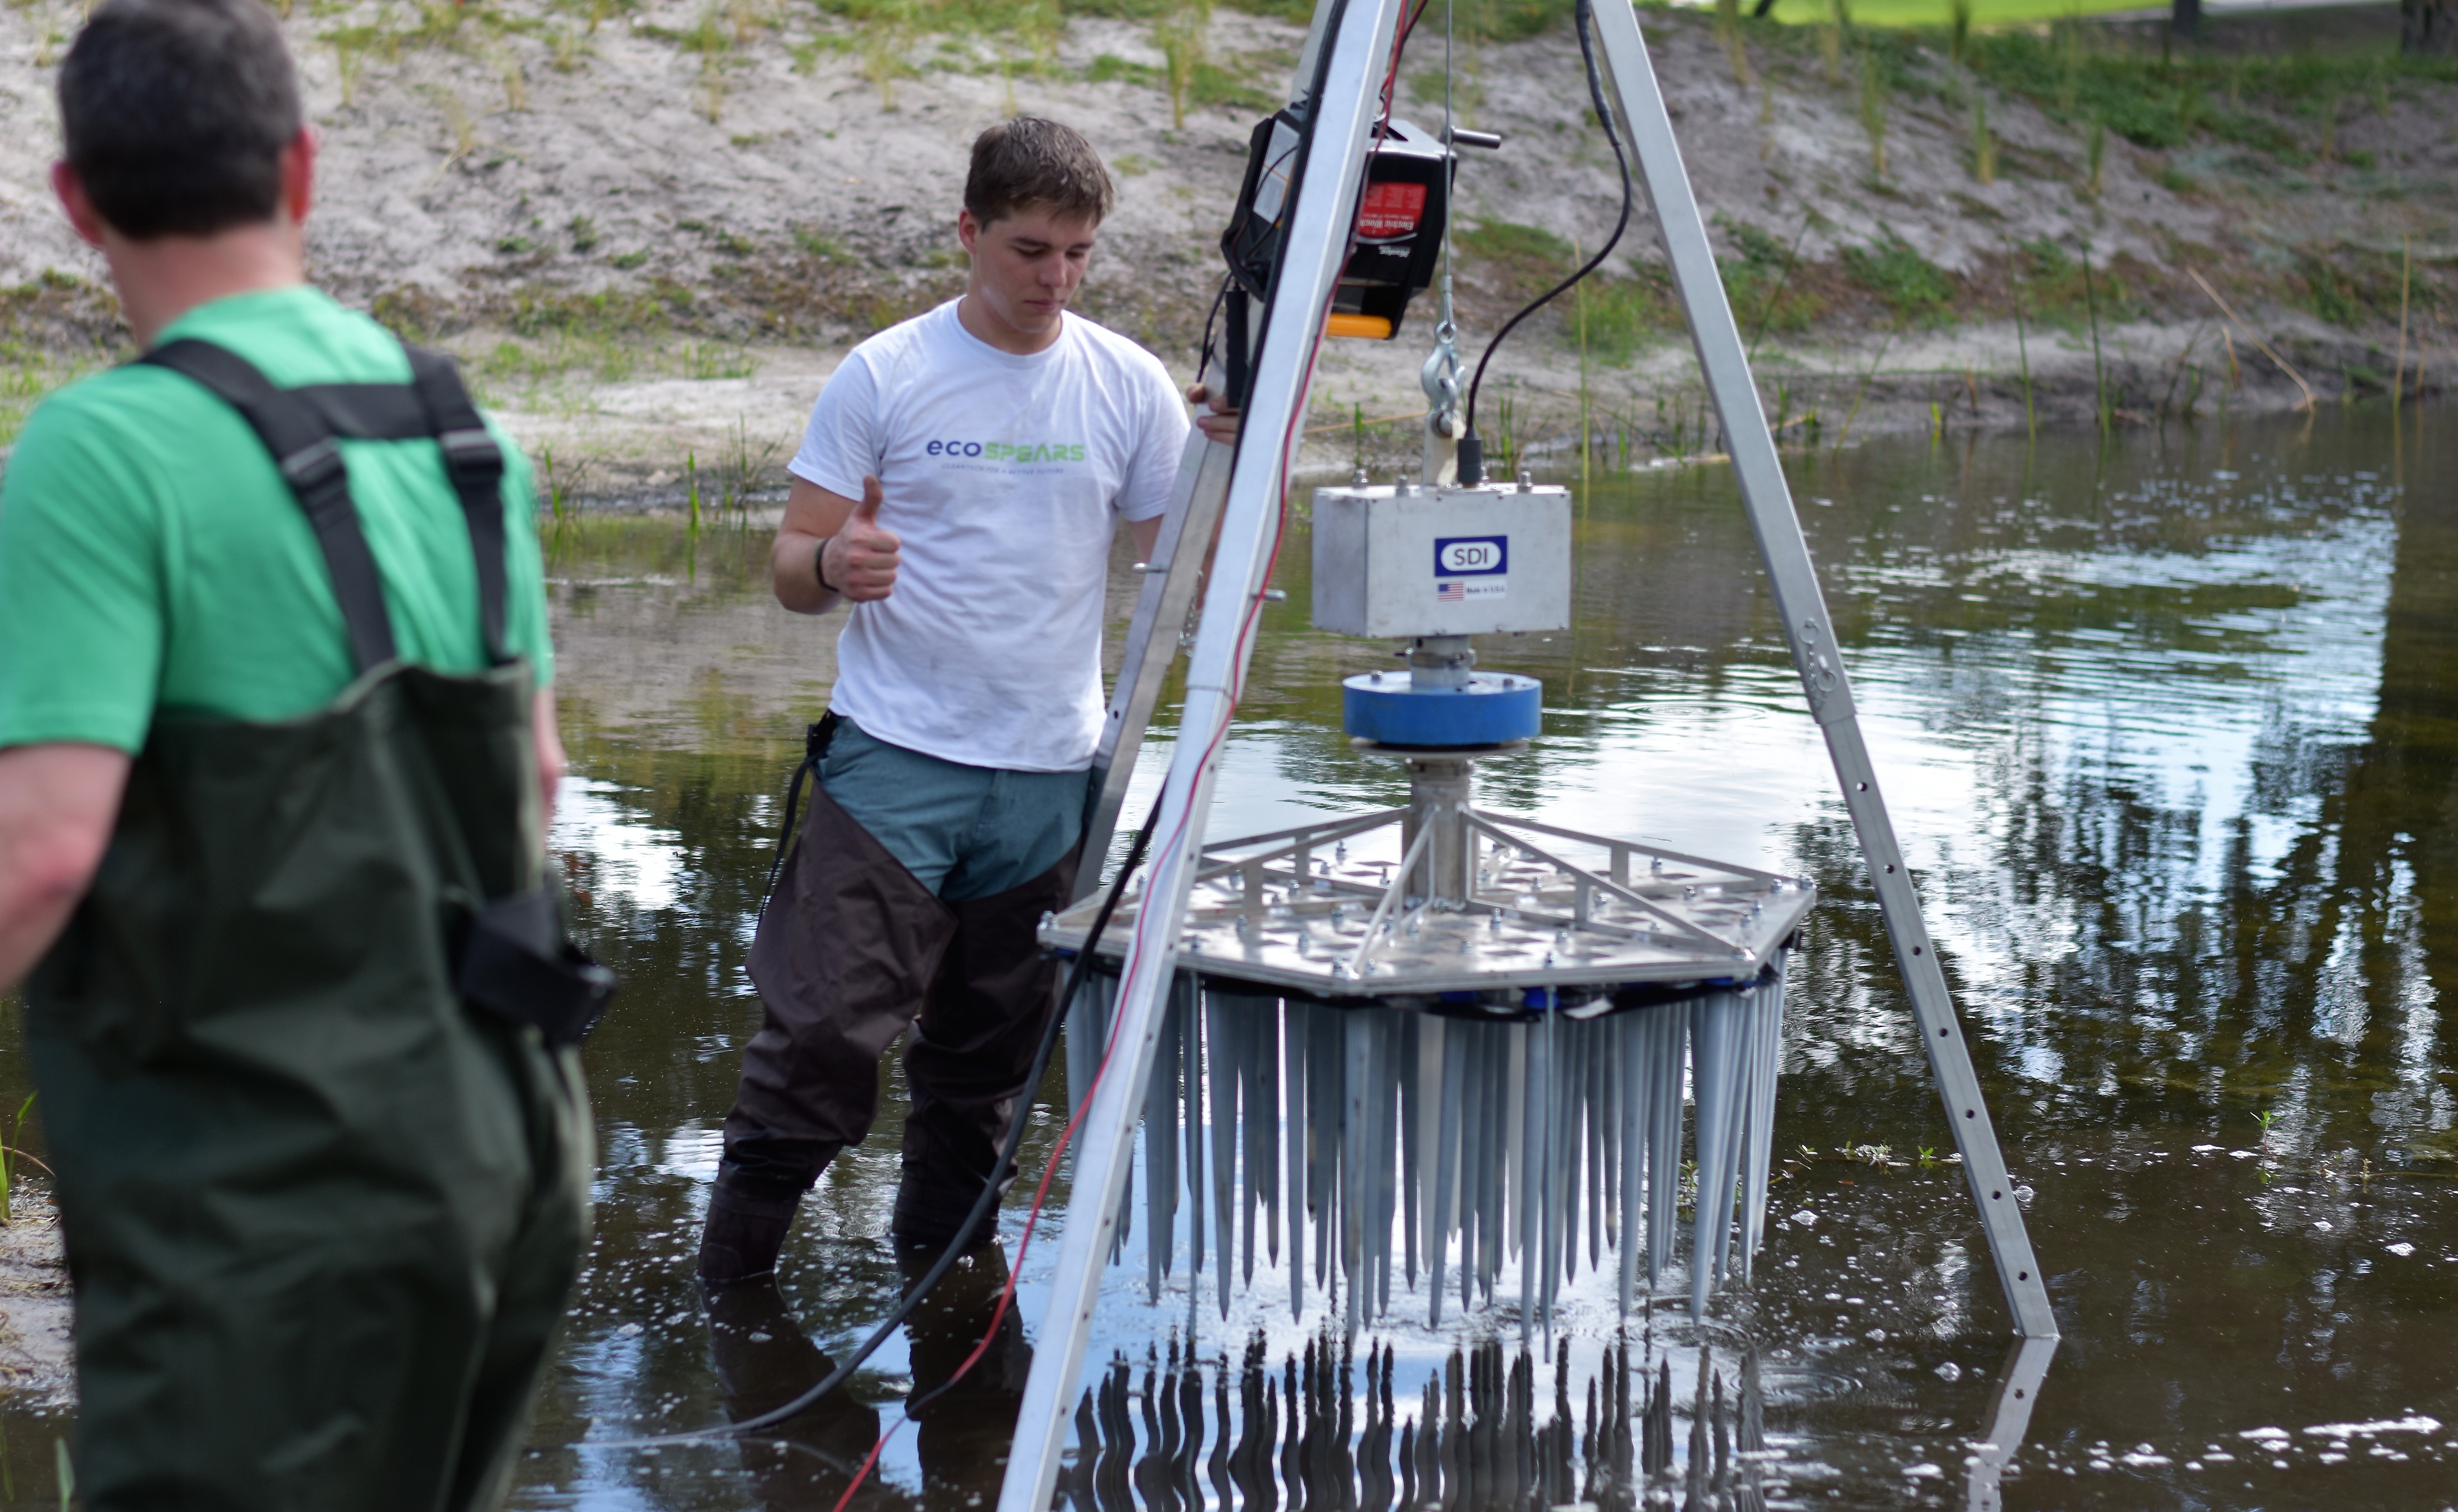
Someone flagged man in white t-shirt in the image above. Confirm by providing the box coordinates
[702,118,1229,1285]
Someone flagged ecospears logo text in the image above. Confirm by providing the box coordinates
[926,439,1087,463]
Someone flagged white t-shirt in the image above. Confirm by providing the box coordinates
[789,300,1188,773]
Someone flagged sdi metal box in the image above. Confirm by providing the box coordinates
[1310,482,1574,639]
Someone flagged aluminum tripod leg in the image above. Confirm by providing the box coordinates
[1966,1337,2058,1512]
[995,0,1407,1503]
[1589,0,2057,1341]
[1077,433,1237,902]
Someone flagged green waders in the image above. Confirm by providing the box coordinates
[25,340,606,1512]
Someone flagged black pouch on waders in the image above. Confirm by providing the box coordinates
[34,338,615,1050]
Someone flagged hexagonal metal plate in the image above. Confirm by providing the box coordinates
[1043,809,1814,998]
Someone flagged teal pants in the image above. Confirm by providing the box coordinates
[818,717,1088,901]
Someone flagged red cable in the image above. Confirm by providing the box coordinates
[822,311,1329,1512]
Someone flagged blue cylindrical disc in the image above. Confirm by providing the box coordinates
[1342,670,1542,747]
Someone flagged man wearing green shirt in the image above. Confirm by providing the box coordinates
[0,2,592,1506]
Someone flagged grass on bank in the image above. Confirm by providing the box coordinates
[1755,0,2162,26]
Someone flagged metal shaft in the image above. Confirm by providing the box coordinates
[1401,755,1476,906]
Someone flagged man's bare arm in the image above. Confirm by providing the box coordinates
[1122,386,1240,570]
[532,685,565,833]
[771,475,900,614]
[0,742,130,992]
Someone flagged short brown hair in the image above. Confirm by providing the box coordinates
[60,0,301,239]
[964,117,1114,227]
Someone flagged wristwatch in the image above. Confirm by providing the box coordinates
[815,536,839,593]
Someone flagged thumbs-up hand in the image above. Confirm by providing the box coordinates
[1187,383,1241,446]
[822,475,901,602]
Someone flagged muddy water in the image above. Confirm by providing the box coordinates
[3,402,2453,1508]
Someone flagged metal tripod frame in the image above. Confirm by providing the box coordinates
[1005,2,2057,1505]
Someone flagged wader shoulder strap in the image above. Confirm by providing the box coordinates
[405,348,511,666]
[139,338,515,671]
[142,339,399,674]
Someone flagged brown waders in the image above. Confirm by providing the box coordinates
[26,340,605,1512]
[704,716,1078,1277]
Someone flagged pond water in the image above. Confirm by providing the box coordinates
[5,400,2454,1509]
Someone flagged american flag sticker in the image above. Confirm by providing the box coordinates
[1438,580,1466,602]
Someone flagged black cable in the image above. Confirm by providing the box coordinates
[1461,0,1633,455]
[626,802,1163,1448]
[1196,275,1231,380]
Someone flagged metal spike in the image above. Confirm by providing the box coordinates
[1617,1008,1646,1315]
[1540,1006,1562,1308]
[1603,1013,1623,1260]
[1206,988,1240,1316]
[1714,991,1754,1285]
[1285,999,1306,1317]
[1460,1023,1484,1315]
[1646,1002,1687,1288]
[1478,1024,1505,1303]
[1503,1023,1527,1267]
[1357,1013,1376,1327]
[1587,1016,1607,1273]
[1361,1014,1388,1321]
[1540,1006,1565,1337]
[1542,1015,1563,1341]
[1365,1013,1390,1320]
[1738,959,1787,1280]
[1313,1006,1341,1294]
[1075,972,1128,1268]
[1385,1017,1406,1317]
[1147,986,1177,1301]
[1256,998,1279,1276]
[1404,1014,1430,1290]
[1068,970,1111,1122]
[1429,1018,1464,1327]
[1689,989,1739,1317]
[1465,1024,1489,1312]
[1186,976,1207,1285]
[1519,1012,1547,1347]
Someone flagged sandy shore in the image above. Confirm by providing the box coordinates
[1,0,2448,493]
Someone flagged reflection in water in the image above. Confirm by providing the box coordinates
[491,402,2458,1512]
[708,1282,885,1510]
[1058,1328,1781,1512]
[708,1246,1030,1512]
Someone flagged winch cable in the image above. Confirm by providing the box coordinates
[593,801,1161,1453]
[1460,0,1633,474]
[1420,0,1462,447]
[1383,0,1433,125]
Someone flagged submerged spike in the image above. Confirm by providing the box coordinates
[1102,962,1791,1328]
